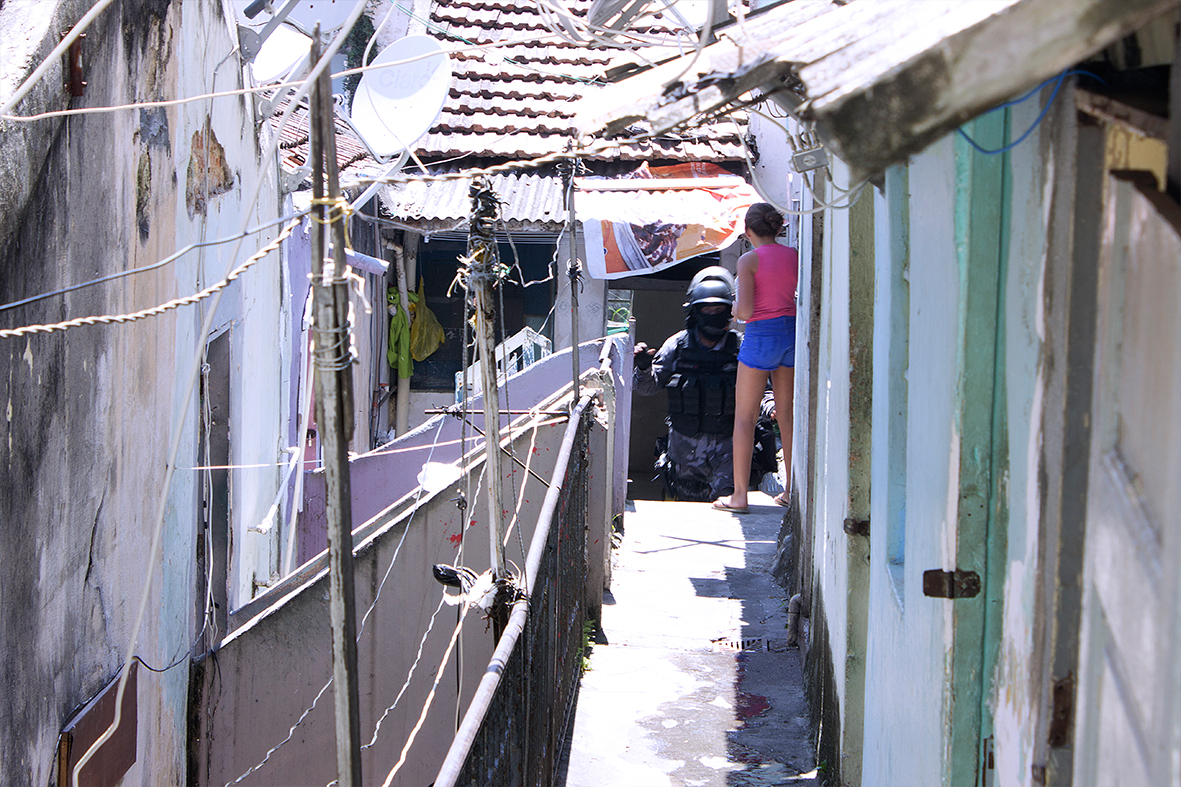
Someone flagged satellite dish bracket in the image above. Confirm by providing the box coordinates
[238,0,302,63]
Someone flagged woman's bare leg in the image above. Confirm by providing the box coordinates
[721,362,770,509]
[771,365,795,490]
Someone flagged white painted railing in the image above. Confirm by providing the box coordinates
[455,326,552,402]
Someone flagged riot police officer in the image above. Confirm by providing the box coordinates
[633,267,742,501]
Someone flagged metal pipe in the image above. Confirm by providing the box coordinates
[433,395,594,787]
[391,243,411,435]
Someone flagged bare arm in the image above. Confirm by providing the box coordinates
[735,249,757,322]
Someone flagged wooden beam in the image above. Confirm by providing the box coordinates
[1076,88,1170,141]
[574,0,1181,182]
[808,0,1181,179]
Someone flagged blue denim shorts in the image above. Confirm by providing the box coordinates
[738,315,796,370]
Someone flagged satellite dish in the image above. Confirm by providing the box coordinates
[251,24,311,82]
[281,0,360,34]
[349,35,451,162]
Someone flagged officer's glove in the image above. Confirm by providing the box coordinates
[633,343,654,371]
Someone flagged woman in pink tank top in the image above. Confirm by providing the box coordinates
[713,203,798,513]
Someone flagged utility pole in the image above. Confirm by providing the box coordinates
[562,157,581,402]
[309,33,363,787]
[467,178,507,579]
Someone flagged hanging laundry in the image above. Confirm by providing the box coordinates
[387,287,417,379]
[408,277,446,362]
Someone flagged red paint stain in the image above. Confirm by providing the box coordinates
[736,691,771,720]
[448,533,463,547]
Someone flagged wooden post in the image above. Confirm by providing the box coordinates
[391,243,411,435]
[468,179,507,579]
[309,33,363,787]
[564,158,581,401]
[1169,24,1180,200]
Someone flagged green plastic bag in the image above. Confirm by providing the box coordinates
[387,288,417,379]
[408,278,445,362]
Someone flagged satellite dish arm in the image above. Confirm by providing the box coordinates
[239,0,302,62]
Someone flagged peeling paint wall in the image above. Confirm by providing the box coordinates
[990,94,1054,787]
[0,1,283,783]
[860,136,962,786]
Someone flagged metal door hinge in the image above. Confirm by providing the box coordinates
[843,518,869,536]
[1047,673,1074,748]
[922,568,980,599]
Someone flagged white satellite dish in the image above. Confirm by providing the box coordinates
[281,0,361,34]
[251,24,311,83]
[233,0,356,62]
[349,35,451,162]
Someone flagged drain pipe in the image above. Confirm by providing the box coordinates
[786,594,804,647]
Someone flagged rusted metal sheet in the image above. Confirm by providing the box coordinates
[56,662,137,787]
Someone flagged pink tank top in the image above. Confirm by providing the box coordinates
[749,243,798,321]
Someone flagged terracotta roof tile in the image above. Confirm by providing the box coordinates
[411,0,746,168]
[265,0,748,231]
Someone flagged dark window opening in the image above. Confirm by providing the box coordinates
[411,239,556,391]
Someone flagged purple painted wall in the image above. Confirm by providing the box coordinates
[195,338,628,786]
[298,340,616,565]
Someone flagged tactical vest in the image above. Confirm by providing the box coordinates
[665,330,739,436]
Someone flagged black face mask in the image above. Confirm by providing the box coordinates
[694,308,731,339]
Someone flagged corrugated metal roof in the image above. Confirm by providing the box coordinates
[380,167,567,228]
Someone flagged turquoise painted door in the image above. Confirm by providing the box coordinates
[943,113,1009,787]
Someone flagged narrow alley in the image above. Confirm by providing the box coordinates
[561,493,818,787]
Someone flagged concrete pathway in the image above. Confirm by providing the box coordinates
[561,493,818,787]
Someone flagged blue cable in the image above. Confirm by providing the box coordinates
[958,69,1108,156]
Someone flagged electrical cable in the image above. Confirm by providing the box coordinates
[0,210,307,315]
[229,413,450,785]
[0,219,300,340]
[735,117,867,216]
[663,0,719,89]
[71,7,369,785]
[956,69,1107,156]
[0,0,118,117]
[1,37,570,123]
[379,603,470,787]
[360,593,450,750]
[531,0,683,53]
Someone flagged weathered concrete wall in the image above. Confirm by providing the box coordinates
[194,386,590,787]
[860,136,961,786]
[806,157,852,779]
[0,1,283,783]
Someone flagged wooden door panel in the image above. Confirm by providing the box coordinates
[1076,173,1181,786]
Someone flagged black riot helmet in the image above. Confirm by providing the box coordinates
[684,266,735,340]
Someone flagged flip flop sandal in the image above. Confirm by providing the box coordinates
[711,499,749,514]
